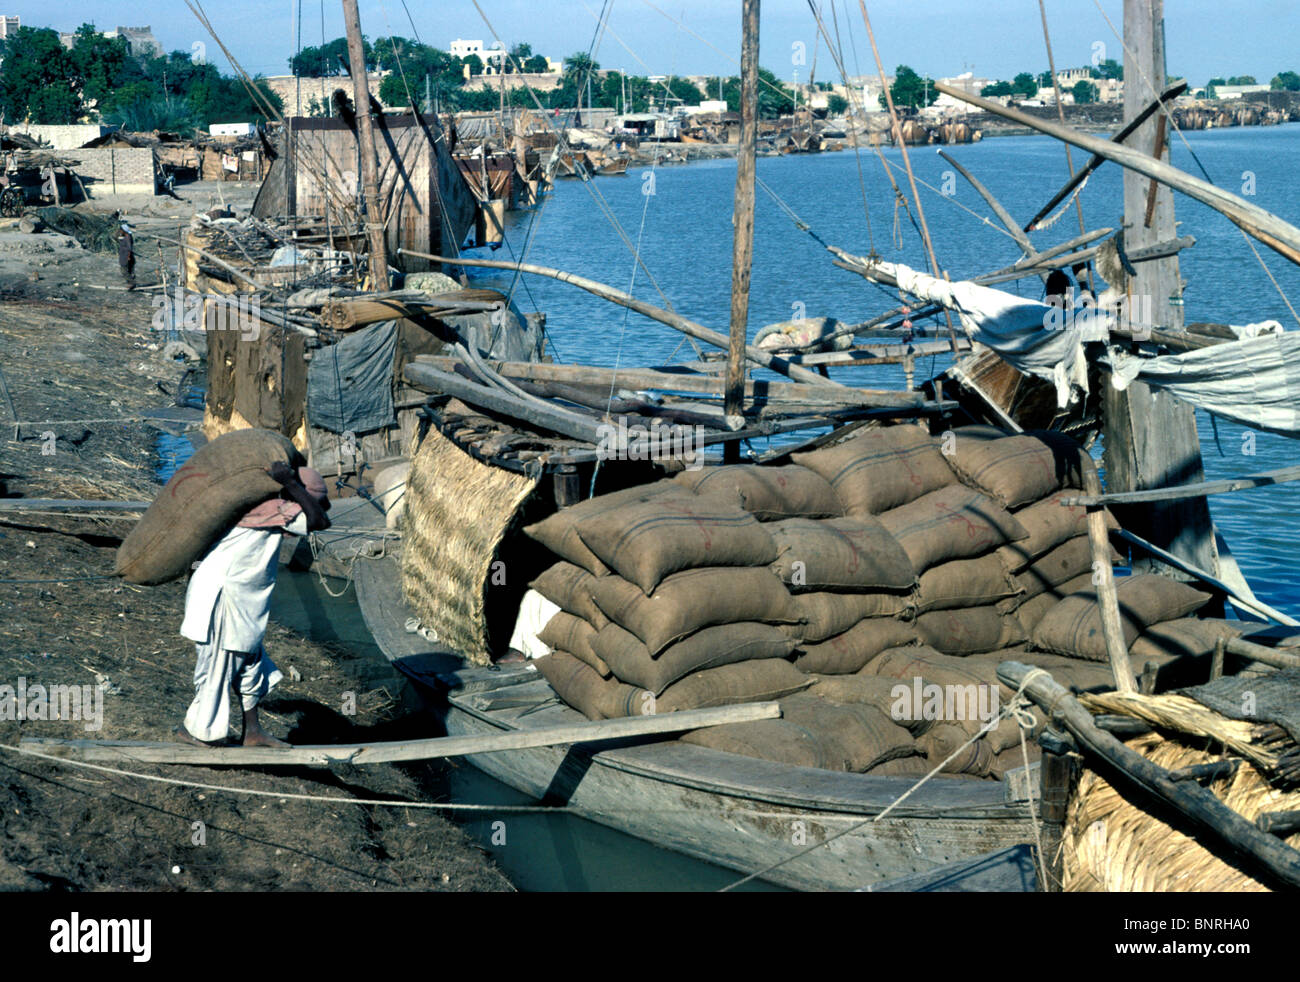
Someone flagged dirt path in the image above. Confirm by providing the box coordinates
[0,231,513,892]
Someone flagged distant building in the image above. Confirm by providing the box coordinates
[449,38,506,74]
[0,15,19,39]
[1214,83,1269,99]
[935,72,991,110]
[58,25,163,59]
[210,122,255,138]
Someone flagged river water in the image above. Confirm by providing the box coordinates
[273,125,1300,889]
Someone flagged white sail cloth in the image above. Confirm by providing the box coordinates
[877,261,1111,406]
[873,260,1300,437]
[1109,330,1300,437]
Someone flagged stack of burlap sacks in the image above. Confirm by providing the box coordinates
[525,423,1242,780]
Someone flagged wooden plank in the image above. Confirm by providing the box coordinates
[997,661,1300,889]
[19,701,783,767]
[1065,463,1300,507]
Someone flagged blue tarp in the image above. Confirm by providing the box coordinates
[307,320,398,435]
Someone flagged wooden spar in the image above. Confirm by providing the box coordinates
[1082,467,1137,693]
[932,82,1300,268]
[398,250,840,387]
[1224,638,1300,671]
[341,0,389,287]
[411,355,928,408]
[1024,81,1188,232]
[405,362,608,443]
[996,662,1300,890]
[1066,463,1300,507]
[725,0,760,450]
[934,149,1036,258]
[1113,528,1299,627]
[17,701,784,767]
[857,1,960,354]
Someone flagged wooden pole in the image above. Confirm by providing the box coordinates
[17,701,783,768]
[341,0,389,289]
[724,0,760,454]
[1082,466,1138,693]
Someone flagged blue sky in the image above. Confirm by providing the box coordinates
[14,1,1299,85]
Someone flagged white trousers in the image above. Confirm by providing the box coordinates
[183,605,283,742]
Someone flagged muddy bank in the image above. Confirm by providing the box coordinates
[0,237,513,892]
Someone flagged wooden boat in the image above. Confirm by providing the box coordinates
[353,556,1042,892]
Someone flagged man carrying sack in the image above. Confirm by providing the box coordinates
[176,464,331,748]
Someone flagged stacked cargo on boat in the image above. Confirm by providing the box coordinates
[524,422,1246,779]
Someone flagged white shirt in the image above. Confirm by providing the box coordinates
[180,525,285,650]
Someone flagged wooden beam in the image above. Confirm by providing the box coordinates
[1066,463,1300,507]
[412,355,927,407]
[932,80,1300,267]
[18,701,783,767]
[725,0,760,447]
[935,149,1035,257]
[399,250,839,387]
[1024,81,1188,232]
[996,661,1300,890]
[1224,637,1300,671]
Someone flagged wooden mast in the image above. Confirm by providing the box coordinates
[341,0,389,288]
[724,0,760,456]
[1103,0,1217,577]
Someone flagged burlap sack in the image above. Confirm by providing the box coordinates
[1007,572,1096,633]
[589,566,796,655]
[794,617,920,674]
[592,621,796,695]
[534,650,653,720]
[116,428,304,585]
[781,591,911,644]
[792,424,956,516]
[523,479,692,575]
[915,553,1019,612]
[1030,574,1211,661]
[680,719,824,769]
[574,494,777,592]
[998,490,1120,571]
[1129,617,1245,663]
[913,604,1026,655]
[537,611,610,677]
[918,723,996,776]
[768,516,916,592]
[654,659,812,713]
[879,484,1028,575]
[530,561,609,629]
[673,464,842,520]
[944,426,1093,509]
[1013,534,1119,599]
[780,693,917,772]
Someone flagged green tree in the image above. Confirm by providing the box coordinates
[0,27,82,122]
[826,93,849,114]
[1270,70,1300,91]
[1012,72,1038,98]
[67,24,131,111]
[1071,79,1098,104]
[290,36,371,76]
[882,65,936,110]
[1227,74,1256,85]
[1090,58,1123,81]
[980,80,1014,97]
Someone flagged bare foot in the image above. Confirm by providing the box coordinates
[174,724,227,747]
[497,648,527,664]
[242,727,289,749]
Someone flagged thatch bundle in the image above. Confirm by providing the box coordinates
[1063,731,1300,891]
[401,426,541,665]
